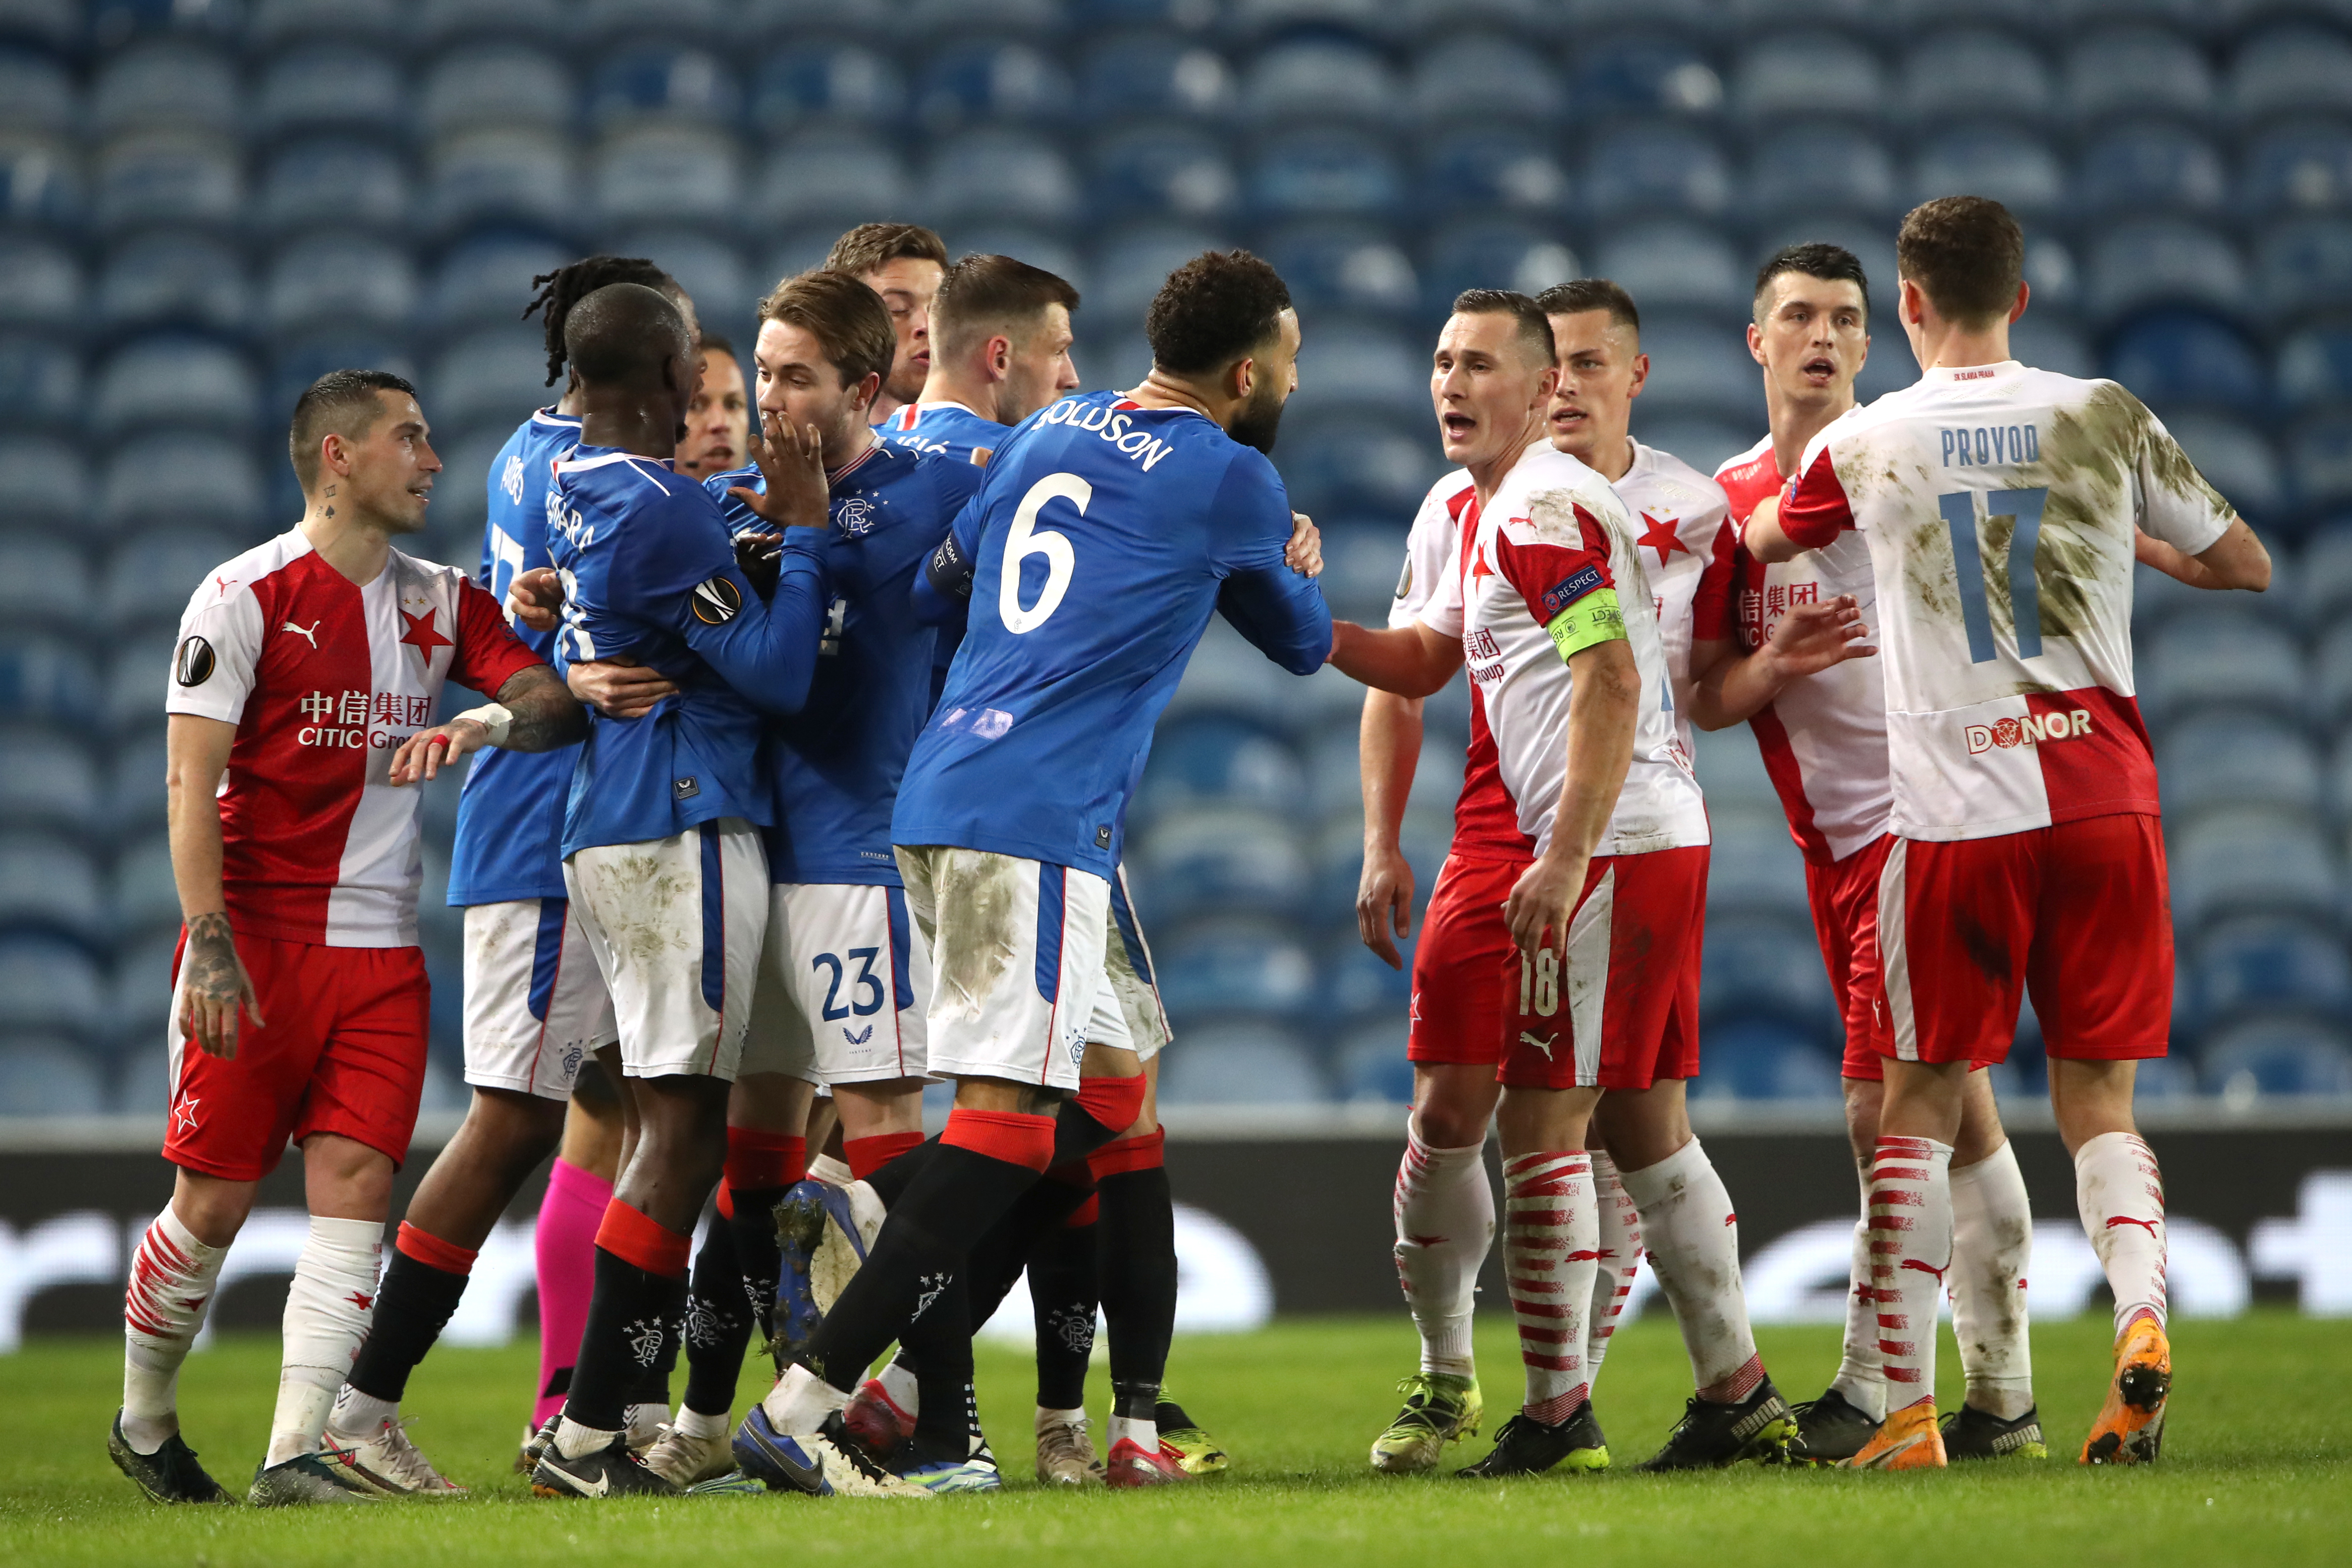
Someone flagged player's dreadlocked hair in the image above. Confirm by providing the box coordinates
[522,254,685,386]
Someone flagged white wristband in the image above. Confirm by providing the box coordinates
[454,702,513,747]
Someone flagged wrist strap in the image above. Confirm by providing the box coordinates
[455,702,513,747]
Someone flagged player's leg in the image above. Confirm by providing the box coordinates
[1579,1147,1640,1396]
[2035,813,2175,1465]
[1028,1193,1100,1486]
[529,1055,623,1451]
[1943,1070,2043,1458]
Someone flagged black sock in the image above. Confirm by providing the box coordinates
[1052,1094,1126,1165]
[801,1143,1039,1392]
[966,1165,1095,1329]
[1098,1164,1177,1403]
[681,1216,752,1418]
[908,1273,974,1465]
[728,1186,789,1336]
[346,1248,469,1405]
[862,1137,939,1209]
[1029,1217,1099,1411]
[568,1248,687,1435]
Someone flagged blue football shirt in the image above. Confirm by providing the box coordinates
[893,391,1332,878]
[884,399,1015,706]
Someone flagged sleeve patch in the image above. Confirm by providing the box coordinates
[1540,564,1605,619]
[174,635,215,687]
[1545,588,1625,660]
[691,576,743,625]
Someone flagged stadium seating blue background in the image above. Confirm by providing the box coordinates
[3,0,2350,1117]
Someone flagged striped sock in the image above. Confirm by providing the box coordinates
[2074,1131,2168,1336]
[1502,1151,1596,1426]
[1392,1124,1494,1379]
[1868,1136,1954,1413]
[1582,1150,1642,1391]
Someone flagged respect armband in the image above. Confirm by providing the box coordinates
[1544,588,1626,661]
[925,531,975,601]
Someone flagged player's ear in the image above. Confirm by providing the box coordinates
[1627,353,1649,398]
[2008,279,2030,325]
[854,371,883,413]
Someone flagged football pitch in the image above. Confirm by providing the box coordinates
[2,1313,2344,1568]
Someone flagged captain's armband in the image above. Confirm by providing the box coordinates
[925,532,974,601]
[1544,588,1625,661]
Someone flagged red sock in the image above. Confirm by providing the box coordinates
[845,1130,924,1182]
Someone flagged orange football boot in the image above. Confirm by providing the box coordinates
[1841,1401,1948,1471]
[2082,1314,2170,1465]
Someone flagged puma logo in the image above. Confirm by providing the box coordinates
[1565,1249,1607,1262]
[282,620,320,649]
[1901,1258,1951,1284]
[2105,1216,2162,1237]
[1518,1031,1557,1059]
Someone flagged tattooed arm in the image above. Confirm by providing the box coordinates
[166,714,262,1060]
[388,663,587,785]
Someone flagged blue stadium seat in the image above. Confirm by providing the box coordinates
[1745,125,1899,222]
[431,326,552,428]
[2255,216,2352,320]
[2201,1021,2352,1098]
[1625,313,1765,421]
[268,340,416,436]
[1227,0,1397,40]
[2240,120,2352,218]
[1592,220,1748,314]
[424,427,512,546]
[1730,33,1887,123]
[2157,712,2321,820]
[0,45,75,135]
[592,126,740,228]
[0,539,90,635]
[0,435,86,528]
[418,46,576,138]
[2008,314,2097,380]
[1581,123,1731,219]
[1089,128,1238,223]
[263,233,416,333]
[610,230,752,330]
[424,131,575,235]
[0,1039,107,1116]
[753,131,911,227]
[922,130,1078,225]
[751,43,909,134]
[2103,310,2267,414]
[108,732,167,838]
[1896,30,2055,125]
[588,45,741,131]
[2086,219,2246,320]
[1131,714,1307,824]
[258,138,411,235]
[1911,126,2066,218]
[255,44,409,137]
[903,0,1064,36]
[1691,1019,1841,1103]
[2226,24,2352,122]
[2062,27,2215,125]
[2077,123,2227,218]
[742,0,899,44]
[1089,224,1232,318]
[1699,916,1837,1029]
[2138,608,2303,724]
[2333,723,2352,817]
[1321,938,1412,1023]
[0,726,98,837]
[96,232,247,334]
[252,0,408,48]
[1287,319,1427,419]
[1240,38,1395,129]
[0,634,98,725]
[1420,222,1578,311]
[111,831,181,943]
[953,225,1087,300]
[2169,808,2338,929]
[582,0,735,47]
[1278,410,1444,519]
[914,40,1072,130]
[93,132,242,233]
[418,0,567,46]
[1333,1020,1412,1105]
[1406,36,1564,127]
[1160,620,1316,731]
[1069,0,1223,30]
[0,0,76,50]
[2289,413,2352,512]
[1249,130,1403,220]
[1316,524,1412,625]
[0,332,77,428]
[2191,917,2352,1026]
[1151,918,1318,1020]
[101,528,243,630]
[1078,32,1233,122]
[2302,527,2352,632]
[0,836,106,945]
[91,41,238,136]
[1704,807,1813,919]
[93,338,258,436]
[2161,413,2285,522]
[1416,130,1570,220]
[0,133,83,228]
[1566,34,1725,119]
[1131,809,1312,924]
[1158,1023,1329,1106]
[1259,226,1415,317]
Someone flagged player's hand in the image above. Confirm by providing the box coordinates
[387,717,491,785]
[179,911,262,1061]
[1286,512,1323,578]
[1356,842,1416,970]
[1761,594,1875,678]
[734,531,784,598]
[509,567,564,632]
[1504,848,1589,964]
[567,656,674,719]
[731,411,831,532]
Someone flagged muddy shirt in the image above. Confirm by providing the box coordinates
[1777,363,2236,842]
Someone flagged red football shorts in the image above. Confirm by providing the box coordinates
[1879,812,2173,1068]
[1405,852,1525,1068]
[161,931,432,1182]
[1499,845,1707,1092]
[1807,835,1897,1081]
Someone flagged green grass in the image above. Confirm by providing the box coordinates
[3,1313,2346,1566]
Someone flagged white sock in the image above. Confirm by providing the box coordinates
[1583,1150,1642,1392]
[1391,1121,1494,1378]
[2074,1130,2168,1336]
[326,1385,398,1440]
[121,1206,229,1454]
[877,1357,920,1418]
[676,1405,730,1441]
[1107,1414,1158,1452]
[808,1153,853,1187]
[1951,1139,2035,1419]
[1501,1151,1596,1423]
[761,1362,849,1434]
[1829,1173,1886,1421]
[1618,1137,1764,1399]
[1869,1136,1954,1414]
[555,1415,621,1460]
[265,1215,382,1467]
[624,1401,668,1442]
[1037,1405,1086,1430]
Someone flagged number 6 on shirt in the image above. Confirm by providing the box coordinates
[1001,472,1085,634]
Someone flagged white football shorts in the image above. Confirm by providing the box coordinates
[1106,863,1172,1064]
[460,897,618,1101]
[564,818,767,1083]
[741,881,931,1085]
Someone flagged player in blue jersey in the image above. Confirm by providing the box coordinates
[826,223,949,429]
[323,258,694,1494]
[738,250,1332,1496]
[514,282,842,1500]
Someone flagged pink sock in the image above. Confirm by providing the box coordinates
[534,1157,613,1427]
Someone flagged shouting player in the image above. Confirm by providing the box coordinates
[676,331,752,482]
[110,371,571,1506]
[734,249,1330,1497]
[1690,243,2041,1464]
[1743,198,2271,1468]
[826,222,949,427]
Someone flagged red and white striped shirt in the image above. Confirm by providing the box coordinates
[167,530,541,946]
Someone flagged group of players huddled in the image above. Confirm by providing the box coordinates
[105,190,2266,1508]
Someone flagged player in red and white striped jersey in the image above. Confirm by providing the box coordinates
[1745,199,2273,1469]
[111,371,580,1509]
[1690,244,2039,1465]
